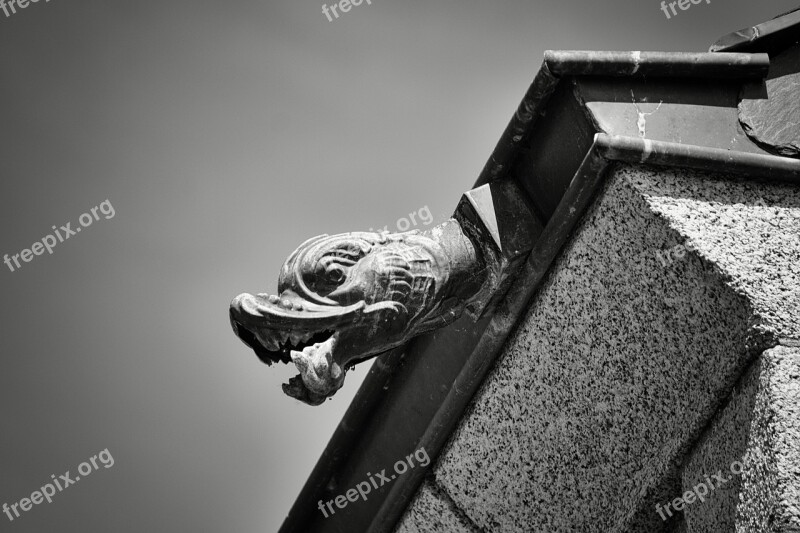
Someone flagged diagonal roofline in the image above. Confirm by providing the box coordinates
[278,44,800,533]
[476,51,768,187]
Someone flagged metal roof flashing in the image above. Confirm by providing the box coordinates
[278,19,800,533]
[710,7,800,54]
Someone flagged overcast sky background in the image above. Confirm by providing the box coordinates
[0,1,797,531]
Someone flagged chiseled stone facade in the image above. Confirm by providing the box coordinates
[396,163,800,532]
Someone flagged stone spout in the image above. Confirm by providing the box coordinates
[229,181,542,405]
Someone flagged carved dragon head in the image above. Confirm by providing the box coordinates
[230,224,479,405]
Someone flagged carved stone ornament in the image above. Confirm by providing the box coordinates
[229,181,541,405]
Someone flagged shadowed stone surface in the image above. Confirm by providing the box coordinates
[681,345,800,532]
[625,166,800,340]
[396,164,800,532]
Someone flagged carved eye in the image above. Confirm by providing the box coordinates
[324,264,346,284]
[307,245,365,295]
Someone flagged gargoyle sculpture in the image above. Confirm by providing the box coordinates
[230,181,541,405]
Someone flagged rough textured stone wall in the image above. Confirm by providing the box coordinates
[395,163,800,533]
[394,479,476,533]
[681,344,800,532]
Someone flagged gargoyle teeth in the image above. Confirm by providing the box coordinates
[289,331,303,346]
[251,326,331,353]
[255,329,280,351]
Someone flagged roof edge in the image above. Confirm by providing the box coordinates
[710,7,800,54]
[544,50,769,78]
[279,45,793,533]
[371,134,800,532]
[278,131,800,533]
[475,51,769,187]
[596,134,800,182]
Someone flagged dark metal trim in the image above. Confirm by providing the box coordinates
[279,128,800,533]
[710,8,800,54]
[544,50,770,78]
[595,134,800,182]
[475,61,559,185]
[368,133,800,532]
[279,49,788,533]
[367,141,614,532]
[475,51,769,187]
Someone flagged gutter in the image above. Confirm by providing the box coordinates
[476,51,769,186]
[368,133,800,532]
[279,51,785,533]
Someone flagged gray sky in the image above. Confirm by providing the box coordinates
[0,0,796,531]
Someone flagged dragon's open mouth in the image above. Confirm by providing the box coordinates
[228,292,362,362]
[230,291,357,404]
[230,315,335,367]
[228,226,468,404]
